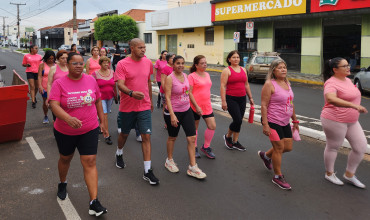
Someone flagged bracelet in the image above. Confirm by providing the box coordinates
[128,90,133,97]
[292,120,299,124]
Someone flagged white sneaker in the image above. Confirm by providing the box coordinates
[136,135,142,142]
[117,128,121,133]
[165,158,179,173]
[325,172,344,185]
[187,164,206,179]
[343,174,366,189]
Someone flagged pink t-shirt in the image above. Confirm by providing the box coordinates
[22,53,42,73]
[41,62,54,90]
[160,65,173,93]
[167,72,190,112]
[226,66,247,97]
[92,70,115,100]
[267,80,294,126]
[154,59,167,82]
[114,57,153,112]
[53,64,69,82]
[321,77,361,123]
[88,57,101,75]
[188,72,213,115]
[49,74,101,135]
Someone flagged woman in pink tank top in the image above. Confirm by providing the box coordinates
[47,50,69,121]
[86,46,101,75]
[188,55,216,159]
[259,59,298,190]
[220,50,254,151]
[163,55,206,179]
[37,50,55,124]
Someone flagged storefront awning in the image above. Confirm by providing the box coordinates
[77,31,91,39]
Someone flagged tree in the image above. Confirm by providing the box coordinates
[94,15,138,42]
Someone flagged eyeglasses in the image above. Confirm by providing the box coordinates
[337,65,351,69]
[71,62,84,66]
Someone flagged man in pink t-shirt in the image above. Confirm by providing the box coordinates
[114,38,159,185]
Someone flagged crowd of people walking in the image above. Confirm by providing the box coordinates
[22,37,368,217]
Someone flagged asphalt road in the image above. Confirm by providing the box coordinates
[1,48,370,219]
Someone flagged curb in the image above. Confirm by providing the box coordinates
[151,85,370,154]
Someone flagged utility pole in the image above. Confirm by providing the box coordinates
[72,0,77,44]
[10,2,26,49]
[0,16,8,42]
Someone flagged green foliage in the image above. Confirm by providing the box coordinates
[94,15,138,42]
[20,38,28,44]
[43,48,53,52]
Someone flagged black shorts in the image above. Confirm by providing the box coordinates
[26,72,38,80]
[54,127,99,156]
[164,108,196,137]
[268,122,292,141]
[192,109,214,121]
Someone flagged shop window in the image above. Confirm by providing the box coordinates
[205,27,214,45]
[275,28,301,71]
[187,44,194,48]
[144,33,152,44]
[184,28,194,33]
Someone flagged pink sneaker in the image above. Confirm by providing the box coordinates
[258,151,272,170]
[272,175,291,190]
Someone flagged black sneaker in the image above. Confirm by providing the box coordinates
[223,134,233,150]
[89,198,107,216]
[143,169,159,185]
[233,141,246,151]
[105,136,113,145]
[57,182,67,200]
[32,102,36,109]
[116,154,125,168]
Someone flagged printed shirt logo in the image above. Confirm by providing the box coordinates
[320,0,339,6]
[286,95,293,113]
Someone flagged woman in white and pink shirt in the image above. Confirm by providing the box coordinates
[164,55,206,179]
[321,57,368,188]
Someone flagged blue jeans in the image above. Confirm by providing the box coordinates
[349,59,356,72]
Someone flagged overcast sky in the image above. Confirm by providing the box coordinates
[0,0,168,30]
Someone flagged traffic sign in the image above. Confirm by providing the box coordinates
[233,32,240,43]
[245,22,254,38]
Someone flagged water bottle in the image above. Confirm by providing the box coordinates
[248,105,254,123]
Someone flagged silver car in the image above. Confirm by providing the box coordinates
[245,52,281,82]
[354,67,370,94]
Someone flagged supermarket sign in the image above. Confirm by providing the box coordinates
[211,0,306,22]
[311,0,370,13]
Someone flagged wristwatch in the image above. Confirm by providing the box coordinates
[128,90,133,97]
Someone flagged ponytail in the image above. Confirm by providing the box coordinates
[322,57,344,82]
[190,55,206,73]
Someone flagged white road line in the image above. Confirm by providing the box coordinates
[25,136,45,160]
[57,197,81,220]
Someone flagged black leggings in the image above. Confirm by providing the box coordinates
[226,95,246,133]
[157,82,161,105]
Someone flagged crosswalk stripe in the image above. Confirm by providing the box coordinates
[25,136,45,160]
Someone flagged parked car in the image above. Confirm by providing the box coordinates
[58,45,70,51]
[76,45,86,56]
[117,43,130,58]
[245,52,281,82]
[354,67,370,94]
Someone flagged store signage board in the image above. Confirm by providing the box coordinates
[245,22,254,38]
[234,32,240,43]
[311,0,370,13]
[211,0,306,22]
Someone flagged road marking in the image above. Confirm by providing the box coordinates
[25,136,45,160]
[57,197,81,220]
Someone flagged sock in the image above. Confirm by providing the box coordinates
[116,148,123,156]
[195,130,198,147]
[274,175,279,179]
[60,180,67,184]
[166,158,172,163]
[144,161,151,173]
[264,153,270,160]
[90,199,96,205]
[203,129,215,148]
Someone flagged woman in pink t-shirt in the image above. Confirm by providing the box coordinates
[92,56,117,145]
[49,52,108,215]
[164,55,206,179]
[154,50,168,108]
[37,50,55,124]
[220,50,254,151]
[188,55,216,159]
[86,46,100,75]
[260,59,298,190]
[22,45,42,108]
[320,57,368,188]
